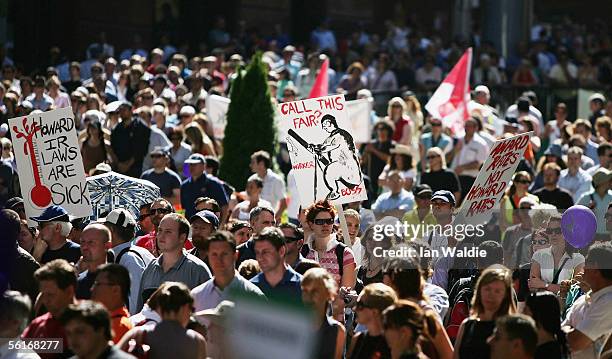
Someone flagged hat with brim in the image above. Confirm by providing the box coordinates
[184,153,206,165]
[431,190,456,207]
[30,205,70,223]
[390,144,413,156]
[190,210,219,229]
[592,168,612,187]
[194,300,234,324]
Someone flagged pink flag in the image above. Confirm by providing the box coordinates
[308,58,329,98]
[425,48,473,135]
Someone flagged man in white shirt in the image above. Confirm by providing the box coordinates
[249,150,287,223]
[559,147,593,203]
[563,243,612,359]
[451,117,489,202]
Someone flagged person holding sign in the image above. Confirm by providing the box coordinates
[307,114,363,201]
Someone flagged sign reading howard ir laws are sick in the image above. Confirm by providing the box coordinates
[455,132,533,227]
[278,94,367,207]
[9,107,92,220]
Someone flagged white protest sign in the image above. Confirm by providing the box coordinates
[9,107,92,220]
[225,297,314,359]
[346,97,372,144]
[278,94,367,207]
[206,94,231,139]
[455,132,532,226]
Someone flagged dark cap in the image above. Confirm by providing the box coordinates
[431,190,456,207]
[5,197,24,211]
[30,205,70,223]
[517,97,531,112]
[190,210,219,229]
[413,184,433,197]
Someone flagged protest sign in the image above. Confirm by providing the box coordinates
[225,296,314,359]
[455,132,532,226]
[207,94,231,139]
[346,97,372,144]
[278,94,367,207]
[9,107,92,220]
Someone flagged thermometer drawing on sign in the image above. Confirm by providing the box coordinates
[13,117,52,208]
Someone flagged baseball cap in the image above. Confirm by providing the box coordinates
[97,208,137,228]
[31,205,70,223]
[190,210,220,229]
[5,197,24,211]
[518,196,538,207]
[588,93,606,103]
[474,85,490,95]
[106,101,123,113]
[431,190,456,207]
[413,184,433,197]
[179,105,196,116]
[150,146,169,157]
[184,153,206,165]
[543,143,563,157]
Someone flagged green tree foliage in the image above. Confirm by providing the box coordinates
[219,52,278,191]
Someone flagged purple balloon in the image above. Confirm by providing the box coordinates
[561,205,597,249]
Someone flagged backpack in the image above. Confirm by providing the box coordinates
[445,277,476,342]
[115,246,145,265]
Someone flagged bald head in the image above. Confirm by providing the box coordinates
[80,224,111,268]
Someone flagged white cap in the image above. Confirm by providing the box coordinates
[98,208,136,228]
[588,93,606,103]
[474,85,490,95]
[179,105,196,116]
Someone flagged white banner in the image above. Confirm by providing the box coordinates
[346,98,372,144]
[455,132,532,226]
[207,94,231,140]
[9,107,92,220]
[278,95,368,207]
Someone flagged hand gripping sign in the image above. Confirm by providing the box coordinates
[9,107,92,221]
[278,95,367,208]
[454,132,533,227]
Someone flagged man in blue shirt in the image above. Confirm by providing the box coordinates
[371,170,415,220]
[251,227,302,302]
[181,154,229,220]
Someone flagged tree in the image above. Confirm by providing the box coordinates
[219,52,278,191]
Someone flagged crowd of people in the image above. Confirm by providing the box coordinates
[0,12,611,359]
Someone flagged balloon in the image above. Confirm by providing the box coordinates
[561,205,597,249]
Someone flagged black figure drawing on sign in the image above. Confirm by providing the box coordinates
[287,114,363,201]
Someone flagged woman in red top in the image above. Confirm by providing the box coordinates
[386,97,413,146]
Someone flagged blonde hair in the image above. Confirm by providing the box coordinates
[471,267,516,319]
[343,208,360,223]
[528,203,558,229]
[302,268,337,299]
[426,147,447,169]
[360,283,398,312]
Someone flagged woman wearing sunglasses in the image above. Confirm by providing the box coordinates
[303,200,357,323]
[528,214,585,294]
[499,171,539,234]
[420,147,461,204]
[348,283,397,359]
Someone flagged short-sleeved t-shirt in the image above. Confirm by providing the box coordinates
[305,236,355,285]
[41,240,81,264]
[141,168,181,197]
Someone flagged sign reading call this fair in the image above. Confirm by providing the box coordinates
[9,107,92,221]
[278,94,368,208]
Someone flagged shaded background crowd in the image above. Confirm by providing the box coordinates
[0,2,611,359]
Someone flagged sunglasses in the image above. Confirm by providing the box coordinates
[150,207,172,215]
[138,214,151,221]
[531,239,550,245]
[150,154,164,158]
[546,227,562,235]
[313,218,335,225]
[416,194,432,200]
[426,155,440,160]
[431,122,442,127]
[515,179,531,184]
[284,236,301,243]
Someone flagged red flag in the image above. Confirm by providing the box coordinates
[308,58,329,98]
[425,48,473,135]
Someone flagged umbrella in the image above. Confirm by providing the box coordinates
[86,171,160,222]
